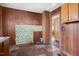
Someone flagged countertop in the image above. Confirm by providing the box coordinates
[0,37,9,43]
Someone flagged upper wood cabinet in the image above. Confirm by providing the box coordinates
[69,3,79,21]
[61,3,79,23]
[61,4,69,23]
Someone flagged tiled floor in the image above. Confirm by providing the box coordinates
[9,43,60,56]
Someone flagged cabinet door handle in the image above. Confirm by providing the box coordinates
[61,26,65,31]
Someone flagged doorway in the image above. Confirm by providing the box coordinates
[50,13,61,55]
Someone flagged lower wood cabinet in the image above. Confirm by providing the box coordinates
[33,31,42,44]
[3,39,9,56]
[0,43,2,55]
[61,22,79,56]
[0,37,9,56]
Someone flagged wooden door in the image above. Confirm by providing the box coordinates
[61,4,69,23]
[69,3,79,21]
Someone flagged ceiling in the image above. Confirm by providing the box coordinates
[0,3,62,13]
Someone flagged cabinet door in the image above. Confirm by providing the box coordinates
[69,3,79,21]
[65,23,77,55]
[61,24,76,55]
[63,24,68,54]
[73,23,78,55]
[61,4,69,23]
[77,23,79,55]
[66,24,74,55]
[3,39,9,56]
[54,15,61,41]
[33,32,42,44]
[0,43,2,55]
[61,24,68,53]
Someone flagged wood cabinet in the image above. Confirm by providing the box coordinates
[66,24,75,55]
[61,23,79,55]
[61,4,69,23]
[60,23,79,56]
[33,31,42,44]
[0,43,2,55]
[0,37,9,56]
[61,3,79,23]
[3,38,9,56]
[69,4,79,21]
[61,24,69,55]
[60,3,79,55]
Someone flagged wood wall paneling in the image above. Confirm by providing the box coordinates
[50,7,61,41]
[61,22,79,56]
[2,7,42,45]
[77,22,79,55]
[0,6,2,36]
[0,42,2,55]
[50,7,61,16]
[42,11,50,45]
